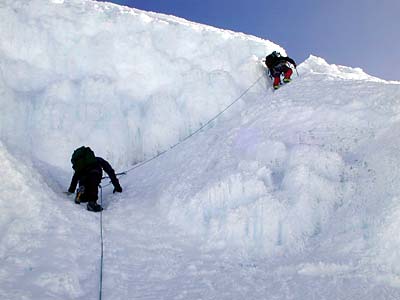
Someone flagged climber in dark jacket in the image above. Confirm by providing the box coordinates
[68,147,122,212]
[265,51,297,90]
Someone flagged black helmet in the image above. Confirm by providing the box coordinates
[272,51,280,57]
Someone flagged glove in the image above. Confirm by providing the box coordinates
[113,184,122,193]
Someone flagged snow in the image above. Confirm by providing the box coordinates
[0,0,282,169]
[1,0,400,299]
[0,142,100,299]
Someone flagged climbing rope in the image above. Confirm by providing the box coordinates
[123,74,265,174]
[95,72,265,300]
[98,185,104,300]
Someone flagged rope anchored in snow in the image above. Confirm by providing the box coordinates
[95,73,264,300]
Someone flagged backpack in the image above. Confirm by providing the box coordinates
[265,51,280,69]
[71,146,97,174]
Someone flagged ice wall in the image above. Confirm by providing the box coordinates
[159,117,348,256]
[0,0,282,169]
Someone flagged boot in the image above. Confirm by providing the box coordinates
[75,186,85,204]
[87,201,103,212]
[273,77,281,89]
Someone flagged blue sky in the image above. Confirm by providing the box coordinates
[100,0,399,81]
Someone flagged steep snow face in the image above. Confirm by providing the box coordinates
[0,0,282,169]
[156,55,400,265]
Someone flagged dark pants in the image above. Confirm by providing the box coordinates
[79,168,102,202]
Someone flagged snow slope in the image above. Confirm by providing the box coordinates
[1,0,400,299]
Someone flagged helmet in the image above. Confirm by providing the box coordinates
[272,51,281,57]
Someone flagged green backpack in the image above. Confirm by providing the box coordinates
[71,146,97,174]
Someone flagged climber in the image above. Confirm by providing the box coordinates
[67,146,122,212]
[265,51,297,90]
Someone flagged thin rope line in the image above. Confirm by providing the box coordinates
[124,74,264,173]
[94,73,265,300]
[99,185,104,300]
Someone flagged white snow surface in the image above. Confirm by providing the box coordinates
[1,0,400,299]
